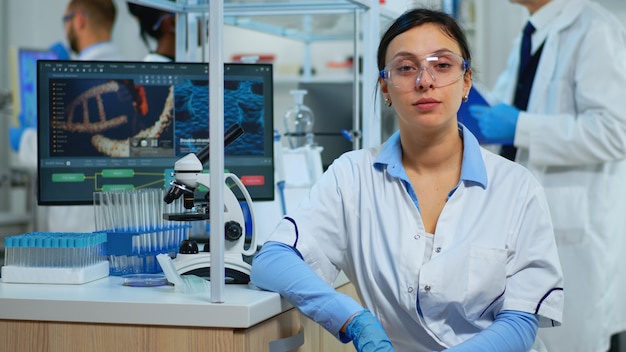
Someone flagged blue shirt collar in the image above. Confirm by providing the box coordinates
[374,123,488,189]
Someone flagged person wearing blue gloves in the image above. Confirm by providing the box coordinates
[469,103,519,145]
[468,1,626,351]
[251,8,564,351]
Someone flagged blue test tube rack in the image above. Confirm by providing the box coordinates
[99,224,191,276]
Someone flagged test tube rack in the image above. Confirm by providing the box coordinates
[100,224,191,276]
[1,232,109,284]
[92,188,190,276]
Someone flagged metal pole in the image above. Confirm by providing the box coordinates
[209,0,225,303]
[361,0,381,148]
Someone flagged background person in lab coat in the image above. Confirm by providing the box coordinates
[469,0,626,351]
[18,0,122,233]
[47,0,122,233]
[63,0,120,60]
[251,8,563,352]
[127,2,175,62]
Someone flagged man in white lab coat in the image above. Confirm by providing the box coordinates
[63,0,121,61]
[19,0,122,233]
[469,0,626,351]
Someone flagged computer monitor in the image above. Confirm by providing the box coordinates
[13,48,59,127]
[37,60,274,205]
[9,48,58,151]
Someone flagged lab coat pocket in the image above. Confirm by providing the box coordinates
[543,186,587,245]
[464,246,507,320]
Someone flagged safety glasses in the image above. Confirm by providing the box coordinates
[380,51,469,90]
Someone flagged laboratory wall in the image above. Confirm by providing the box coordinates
[2,0,626,89]
[1,0,626,218]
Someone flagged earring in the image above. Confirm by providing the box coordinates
[384,96,392,107]
[463,94,469,103]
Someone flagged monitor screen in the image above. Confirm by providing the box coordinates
[9,48,58,151]
[37,60,274,205]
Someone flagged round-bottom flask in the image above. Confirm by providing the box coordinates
[283,89,315,149]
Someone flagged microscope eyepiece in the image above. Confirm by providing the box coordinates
[195,123,244,164]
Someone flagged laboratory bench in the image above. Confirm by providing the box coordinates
[0,271,356,352]
[0,275,302,352]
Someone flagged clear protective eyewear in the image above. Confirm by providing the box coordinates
[152,13,175,31]
[62,12,76,23]
[380,51,469,90]
[62,10,88,25]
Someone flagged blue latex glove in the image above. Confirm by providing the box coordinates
[48,41,71,60]
[468,103,520,144]
[8,126,25,152]
[345,309,395,352]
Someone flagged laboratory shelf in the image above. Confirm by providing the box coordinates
[126,0,397,43]
[127,0,371,14]
[124,0,397,158]
[123,0,390,301]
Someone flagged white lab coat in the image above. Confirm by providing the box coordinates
[77,41,121,61]
[489,1,626,351]
[142,52,172,62]
[267,129,563,351]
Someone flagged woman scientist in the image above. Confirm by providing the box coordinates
[251,8,564,351]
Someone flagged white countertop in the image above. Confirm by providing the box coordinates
[0,276,292,328]
[0,271,350,329]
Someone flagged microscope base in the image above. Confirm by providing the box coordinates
[172,253,251,284]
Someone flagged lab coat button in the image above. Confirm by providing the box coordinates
[435,247,441,253]
[424,285,431,291]
[414,234,420,240]
[408,286,414,293]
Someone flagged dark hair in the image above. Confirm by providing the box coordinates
[68,0,116,30]
[127,2,171,43]
[377,8,472,71]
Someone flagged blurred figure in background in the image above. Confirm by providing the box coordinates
[63,0,120,60]
[127,2,176,62]
[469,0,626,351]
[31,0,122,233]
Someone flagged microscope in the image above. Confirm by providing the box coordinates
[163,124,257,284]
